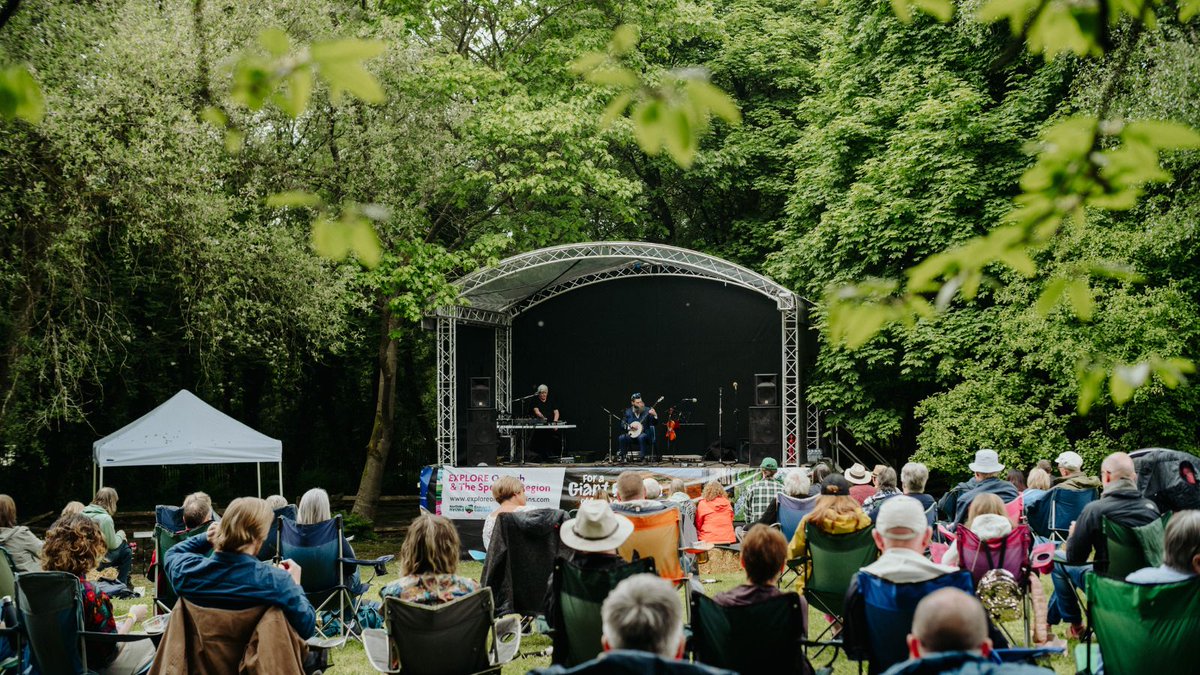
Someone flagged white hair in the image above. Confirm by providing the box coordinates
[783,470,810,497]
[643,478,663,500]
[297,488,332,525]
[537,384,548,393]
[901,462,929,492]
[601,574,684,657]
[265,495,288,510]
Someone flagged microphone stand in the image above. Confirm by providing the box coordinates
[717,386,724,461]
[601,407,621,464]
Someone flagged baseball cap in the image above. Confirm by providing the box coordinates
[1055,451,1083,469]
[760,457,779,470]
[875,496,929,541]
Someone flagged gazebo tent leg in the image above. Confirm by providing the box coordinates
[257,462,262,497]
[278,462,284,499]
[99,465,104,489]
[92,461,97,496]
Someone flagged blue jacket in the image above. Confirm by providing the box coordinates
[164,533,316,638]
[882,652,1053,675]
[532,650,736,675]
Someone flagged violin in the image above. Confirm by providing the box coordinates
[665,407,679,442]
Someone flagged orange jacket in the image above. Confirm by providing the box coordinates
[696,496,736,544]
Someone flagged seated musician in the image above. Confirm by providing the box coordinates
[618,393,657,462]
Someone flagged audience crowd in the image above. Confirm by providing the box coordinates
[1,445,1197,674]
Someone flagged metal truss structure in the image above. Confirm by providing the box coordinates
[433,242,811,466]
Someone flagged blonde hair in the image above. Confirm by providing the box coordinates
[212,497,273,553]
[1026,468,1052,490]
[61,501,85,518]
[298,488,332,525]
[492,476,524,504]
[808,494,865,526]
[399,514,461,576]
[0,495,16,528]
[92,487,119,515]
[965,494,1006,529]
[701,480,726,502]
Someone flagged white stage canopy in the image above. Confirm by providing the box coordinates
[92,389,283,495]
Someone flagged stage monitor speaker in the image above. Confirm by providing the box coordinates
[465,408,497,465]
[469,377,492,408]
[754,373,778,406]
[749,405,781,466]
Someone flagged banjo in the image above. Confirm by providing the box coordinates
[626,396,665,438]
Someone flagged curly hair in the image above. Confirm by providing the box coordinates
[398,514,461,576]
[41,514,107,577]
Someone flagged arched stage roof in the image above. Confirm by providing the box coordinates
[441,242,806,325]
[433,242,810,468]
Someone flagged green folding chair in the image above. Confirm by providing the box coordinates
[549,557,656,667]
[687,580,810,674]
[1102,513,1170,579]
[0,547,15,599]
[153,522,209,614]
[789,524,877,663]
[0,548,17,672]
[1076,573,1200,674]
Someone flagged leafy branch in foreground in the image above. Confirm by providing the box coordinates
[0,63,43,123]
[570,25,741,169]
[266,192,387,269]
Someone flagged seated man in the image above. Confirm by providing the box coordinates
[165,496,316,639]
[181,491,216,531]
[941,450,1019,525]
[1049,451,1160,637]
[1050,451,1101,492]
[883,588,1052,675]
[532,574,735,674]
[736,458,785,525]
[611,471,669,515]
[617,394,657,461]
[544,500,636,629]
[715,524,794,607]
[1126,509,1200,584]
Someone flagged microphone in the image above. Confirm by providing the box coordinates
[686,398,699,402]
[732,381,738,392]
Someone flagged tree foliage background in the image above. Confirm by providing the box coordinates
[1,0,1197,513]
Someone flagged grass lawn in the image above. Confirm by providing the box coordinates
[113,541,1079,674]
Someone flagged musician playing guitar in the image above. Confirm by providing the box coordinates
[618,393,660,462]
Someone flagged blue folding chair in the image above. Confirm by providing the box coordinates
[777,494,820,543]
[279,514,393,642]
[257,504,297,560]
[852,570,974,675]
[1027,489,1096,541]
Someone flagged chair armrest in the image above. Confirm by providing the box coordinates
[491,614,522,665]
[361,628,398,673]
[80,630,162,647]
[341,554,395,576]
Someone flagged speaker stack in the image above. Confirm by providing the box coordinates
[465,377,497,465]
[749,373,781,466]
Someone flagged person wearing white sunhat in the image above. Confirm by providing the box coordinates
[544,499,637,634]
[844,463,877,505]
[1050,450,1101,491]
[943,449,1019,526]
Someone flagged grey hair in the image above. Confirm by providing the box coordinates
[601,574,684,658]
[265,495,288,510]
[537,384,548,393]
[783,470,810,497]
[668,478,686,495]
[901,462,929,492]
[643,478,663,499]
[1164,510,1200,573]
[297,488,332,525]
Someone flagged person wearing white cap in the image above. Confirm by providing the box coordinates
[941,449,1019,526]
[1050,450,1101,491]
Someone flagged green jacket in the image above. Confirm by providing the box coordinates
[1053,472,1102,491]
[81,503,124,550]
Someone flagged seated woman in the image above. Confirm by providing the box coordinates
[1022,467,1053,512]
[1127,510,1200,584]
[695,480,736,544]
[899,462,936,512]
[297,487,366,595]
[483,476,527,551]
[0,494,43,572]
[165,496,316,639]
[787,475,872,592]
[41,515,153,674]
[81,487,132,587]
[942,494,1009,567]
[756,471,811,527]
[863,466,902,515]
[381,514,479,605]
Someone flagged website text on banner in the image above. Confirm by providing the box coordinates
[437,467,565,519]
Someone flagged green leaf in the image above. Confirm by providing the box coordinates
[631,100,664,155]
[568,52,607,75]
[349,220,383,268]
[609,25,640,54]
[687,80,742,125]
[0,64,45,124]
[224,129,245,154]
[584,67,639,88]
[310,38,387,63]
[1065,278,1094,321]
[891,0,914,23]
[311,216,351,261]
[258,28,291,57]
[1182,0,1200,21]
[1076,365,1107,414]
[267,191,323,208]
[913,0,955,22]
[1122,120,1200,150]
[662,105,697,168]
[200,106,227,129]
[601,93,633,127]
[283,68,313,117]
[320,62,385,105]
[1035,277,1068,317]
[1110,362,1150,405]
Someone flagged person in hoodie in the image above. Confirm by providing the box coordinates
[941,495,1011,567]
[880,588,1053,675]
[82,487,132,587]
[787,475,873,592]
[695,480,735,544]
[0,494,42,572]
[1049,451,1101,492]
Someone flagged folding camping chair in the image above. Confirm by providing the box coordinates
[1102,513,1170,579]
[152,516,209,615]
[687,578,811,674]
[549,557,656,666]
[16,572,158,675]
[258,503,298,560]
[1005,493,1024,526]
[1027,488,1096,541]
[279,515,393,641]
[777,494,820,543]
[850,570,975,675]
[1076,573,1200,675]
[617,508,685,582]
[0,549,18,672]
[790,524,877,657]
[480,509,570,618]
[955,524,1034,646]
[362,588,520,675]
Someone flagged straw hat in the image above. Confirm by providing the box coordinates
[560,500,634,552]
[844,463,872,485]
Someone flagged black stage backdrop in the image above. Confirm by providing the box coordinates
[457,276,787,461]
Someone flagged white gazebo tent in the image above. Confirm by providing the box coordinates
[92,389,283,497]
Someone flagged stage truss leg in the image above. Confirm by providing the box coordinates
[806,403,822,463]
[781,304,801,467]
[495,323,511,413]
[436,316,457,466]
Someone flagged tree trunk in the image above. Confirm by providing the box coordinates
[352,301,398,521]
